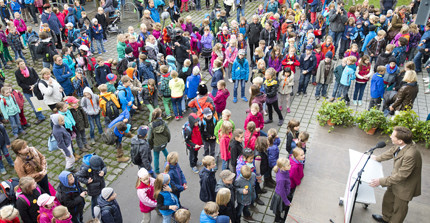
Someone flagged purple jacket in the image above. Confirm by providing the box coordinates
[275,169,291,206]
[409,32,422,50]
[200,33,213,49]
[185,22,194,34]
[268,56,282,72]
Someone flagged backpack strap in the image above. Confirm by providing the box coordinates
[18,194,31,206]
[195,99,203,113]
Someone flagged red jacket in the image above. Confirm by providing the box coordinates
[244,130,259,151]
[137,178,157,213]
[244,112,264,130]
[219,132,232,161]
[213,89,230,114]
[0,217,20,223]
[281,55,300,73]
[289,155,304,190]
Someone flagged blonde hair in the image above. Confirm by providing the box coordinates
[297,131,309,148]
[386,44,395,52]
[250,103,259,112]
[222,109,231,117]
[377,30,386,37]
[220,121,233,135]
[217,80,226,88]
[252,77,264,86]
[240,165,252,179]
[1,86,11,94]
[202,155,215,168]
[347,56,357,64]
[216,188,231,206]
[154,174,169,199]
[400,24,409,34]
[267,128,277,146]
[52,205,69,222]
[257,59,266,68]
[164,152,179,173]
[204,201,219,215]
[117,34,125,42]
[377,66,386,73]
[403,70,417,83]
[292,147,304,159]
[184,59,191,67]
[175,208,191,223]
[273,157,290,173]
[171,70,178,78]
[98,84,108,92]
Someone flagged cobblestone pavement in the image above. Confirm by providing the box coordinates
[2,1,429,221]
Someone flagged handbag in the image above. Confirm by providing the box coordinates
[30,93,50,112]
[201,47,212,57]
[48,134,58,152]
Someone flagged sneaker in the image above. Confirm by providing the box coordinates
[0,168,6,175]
[264,111,268,116]
[74,153,82,161]
[84,144,92,151]
[425,89,430,94]
[166,115,173,120]
[315,96,320,100]
[117,156,130,163]
[287,108,291,113]
[278,119,284,126]
[241,97,248,102]
[264,119,273,124]
[424,79,429,83]
[233,97,238,103]
[353,100,358,105]
[175,116,180,120]
[255,197,265,205]
[358,100,363,106]
[312,82,317,86]
[279,106,283,111]
[304,93,308,97]
[179,116,183,119]
[228,78,233,83]
[90,139,96,145]
[296,92,300,96]
[197,161,203,166]
[329,97,335,102]
[192,167,199,173]
[103,50,107,53]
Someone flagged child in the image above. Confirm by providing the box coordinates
[321,36,335,59]
[199,108,216,157]
[13,12,26,37]
[211,60,224,96]
[219,120,233,170]
[384,57,399,90]
[56,171,86,223]
[369,66,386,110]
[225,128,244,173]
[175,208,191,223]
[72,68,90,97]
[366,30,387,64]
[234,165,256,222]
[117,76,137,113]
[131,125,153,172]
[339,56,358,104]
[0,123,14,174]
[37,193,61,223]
[375,44,395,72]
[106,73,117,93]
[343,43,360,61]
[166,0,180,23]
[95,57,111,86]
[98,187,123,223]
[91,18,105,54]
[339,18,357,58]
[75,154,107,218]
[51,205,72,223]
[0,86,25,138]
[2,83,28,131]
[165,152,187,201]
[0,1,11,25]
[169,70,185,120]
[286,119,300,154]
[288,148,305,202]
[297,45,317,97]
[353,55,372,106]
[66,96,91,153]
[98,83,120,127]
[7,25,26,63]
[224,39,238,82]
[159,65,173,119]
[183,113,203,173]
[155,173,180,223]
[282,47,300,73]
[232,49,249,103]
[329,57,347,102]
[315,51,334,100]
[295,131,309,155]
[51,114,76,170]
[278,67,294,112]
[270,157,291,222]
[253,136,270,203]
[140,78,158,122]
[264,68,284,126]
[186,66,201,102]
[392,37,407,66]
[268,46,283,73]
[81,87,103,145]
[147,109,170,174]
[267,128,280,184]
[95,7,107,41]
[136,168,157,223]
[199,155,217,202]
[244,120,260,153]
[216,187,234,222]
[200,202,219,223]
[107,112,131,163]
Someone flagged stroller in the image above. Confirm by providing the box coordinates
[106,0,123,37]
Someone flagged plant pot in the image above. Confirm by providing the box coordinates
[366,127,377,135]
[327,119,335,126]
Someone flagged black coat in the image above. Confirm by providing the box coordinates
[15,187,43,223]
[70,106,89,131]
[259,28,276,48]
[173,36,190,64]
[374,52,395,72]
[200,116,216,142]
[247,22,263,44]
[199,168,217,202]
[95,14,108,28]
[56,182,86,222]
[229,139,243,169]
[75,163,107,196]
[15,67,39,95]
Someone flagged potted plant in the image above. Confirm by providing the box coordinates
[317,100,355,131]
[385,109,430,146]
[355,108,388,135]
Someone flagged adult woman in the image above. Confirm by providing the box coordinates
[11,140,50,195]
[389,70,419,112]
[15,177,43,223]
[38,68,64,110]
[14,59,46,124]
[200,26,213,71]
[147,108,171,174]
[53,55,74,96]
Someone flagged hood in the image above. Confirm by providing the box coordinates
[188,113,200,127]
[166,55,176,64]
[50,114,60,126]
[83,87,94,96]
[59,171,75,188]
[157,53,164,61]
[97,194,112,207]
[141,79,149,87]
[152,118,166,133]
[406,81,418,87]
[131,135,147,144]
[117,84,126,91]
[347,64,357,70]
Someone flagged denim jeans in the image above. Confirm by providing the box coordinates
[23,93,46,120]
[236,203,251,219]
[42,62,52,69]
[88,114,103,139]
[332,81,342,98]
[236,7,245,22]
[353,82,367,101]
[222,159,230,170]
[233,79,246,98]
[315,83,328,97]
[8,113,23,135]
[91,195,98,218]
[171,97,183,117]
[259,130,267,137]
[298,73,311,94]
[196,0,201,10]
[340,84,351,102]
[0,145,14,169]
[162,214,173,223]
[211,87,218,97]
[414,51,423,72]
[329,30,343,54]
[76,129,88,149]
[94,39,105,53]
[153,148,169,174]
[13,50,27,63]
[339,38,351,58]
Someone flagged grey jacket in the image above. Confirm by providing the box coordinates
[234,173,256,206]
[328,8,348,33]
[80,87,100,116]
[315,60,335,84]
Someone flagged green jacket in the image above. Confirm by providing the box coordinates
[107,82,116,94]
[148,118,171,151]
[117,41,127,61]
[0,95,20,120]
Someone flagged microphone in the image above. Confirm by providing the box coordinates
[366,141,386,153]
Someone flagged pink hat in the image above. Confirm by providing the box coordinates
[37,193,55,207]
[64,96,79,104]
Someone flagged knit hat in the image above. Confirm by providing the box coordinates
[101,187,114,200]
[37,193,55,207]
[306,44,313,50]
[125,47,133,55]
[193,66,200,75]
[198,84,208,95]
[89,155,104,171]
[203,108,212,117]
[137,125,149,138]
[138,168,149,178]
[76,67,83,74]
[64,96,79,104]
[387,10,393,15]
[219,170,235,181]
[388,57,397,64]
[106,73,117,82]
[325,51,333,59]
[0,205,18,220]
[238,49,246,55]
[126,67,135,79]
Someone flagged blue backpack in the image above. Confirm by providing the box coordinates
[67,15,76,26]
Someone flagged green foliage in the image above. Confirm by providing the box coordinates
[317,100,355,127]
[355,108,388,132]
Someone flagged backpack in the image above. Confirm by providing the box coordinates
[181,122,192,142]
[67,15,76,26]
[101,96,119,120]
[101,126,116,145]
[130,142,142,165]
[94,204,113,222]
[18,186,42,206]
[112,0,118,9]
[86,56,97,71]
[0,178,19,208]
[202,116,216,133]
[1,95,17,107]
[33,79,47,100]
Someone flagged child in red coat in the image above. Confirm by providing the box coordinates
[219,121,233,170]
[244,121,259,151]
[244,103,265,136]
[136,168,157,222]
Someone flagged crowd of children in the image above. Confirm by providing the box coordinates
[0,0,429,222]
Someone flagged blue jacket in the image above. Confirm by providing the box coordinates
[199,167,217,202]
[370,73,385,98]
[92,24,104,40]
[148,6,160,23]
[165,163,187,193]
[67,28,80,45]
[117,85,134,111]
[0,6,10,19]
[10,2,21,13]
[24,0,34,4]
[0,124,10,146]
[299,53,317,73]
[362,31,376,52]
[97,196,123,223]
[95,64,110,85]
[108,110,131,129]
[52,124,72,156]
[159,191,179,216]
[41,11,62,34]
[211,68,223,88]
[53,63,74,96]
[268,137,280,168]
[200,210,216,223]
[340,64,357,86]
[342,25,357,40]
[232,58,249,80]
[186,74,201,99]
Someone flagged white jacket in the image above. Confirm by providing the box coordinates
[39,78,63,106]
[224,0,234,6]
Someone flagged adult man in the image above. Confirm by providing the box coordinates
[172,29,190,71]
[41,4,62,49]
[380,0,398,15]
[370,126,422,223]
[328,1,347,57]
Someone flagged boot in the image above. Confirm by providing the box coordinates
[264,178,276,188]
[254,197,265,205]
[84,144,92,151]
[117,156,130,163]
[74,153,82,161]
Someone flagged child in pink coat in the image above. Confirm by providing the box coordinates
[13,12,27,35]
[244,103,264,136]
[219,121,233,170]
[136,168,157,222]
[213,80,230,117]
[37,193,62,223]
[289,147,305,190]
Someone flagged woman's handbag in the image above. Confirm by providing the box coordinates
[201,47,212,57]
[48,134,58,152]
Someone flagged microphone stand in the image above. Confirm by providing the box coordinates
[349,148,376,222]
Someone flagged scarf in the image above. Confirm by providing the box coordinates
[292,156,304,164]
[182,66,189,73]
[238,58,245,65]
[386,64,398,74]
[20,67,30,78]
[59,110,76,131]
[18,148,42,172]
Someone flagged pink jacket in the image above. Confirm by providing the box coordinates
[13,19,27,33]
[289,155,304,190]
[55,12,65,27]
[137,178,157,213]
[152,30,161,40]
[39,200,61,223]
[53,215,72,223]
[213,89,230,114]
[219,132,232,161]
[223,47,238,68]
[244,112,264,130]
[244,130,259,151]
[128,41,143,59]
